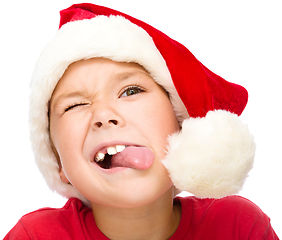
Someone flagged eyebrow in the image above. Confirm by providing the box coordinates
[113,70,149,82]
[54,91,86,102]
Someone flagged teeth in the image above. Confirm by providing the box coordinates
[107,146,117,155]
[95,145,126,162]
[116,145,126,152]
[95,152,105,162]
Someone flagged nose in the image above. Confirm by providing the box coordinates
[90,102,125,130]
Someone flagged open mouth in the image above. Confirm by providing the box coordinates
[94,145,126,169]
[92,144,154,170]
[96,154,116,169]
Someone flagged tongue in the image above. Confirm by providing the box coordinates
[111,146,154,169]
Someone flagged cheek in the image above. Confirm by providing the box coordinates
[138,97,179,139]
[125,96,179,159]
[50,114,91,159]
[50,115,94,186]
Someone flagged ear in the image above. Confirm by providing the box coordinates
[49,137,69,184]
[59,168,70,184]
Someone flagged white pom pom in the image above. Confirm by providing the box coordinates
[162,110,255,198]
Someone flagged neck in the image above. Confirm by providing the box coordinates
[91,187,181,240]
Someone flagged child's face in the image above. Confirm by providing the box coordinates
[49,58,180,208]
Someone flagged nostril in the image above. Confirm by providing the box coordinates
[109,119,118,125]
[95,122,103,128]
[93,120,118,128]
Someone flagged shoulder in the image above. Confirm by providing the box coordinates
[177,195,278,239]
[18,198,86,227]
[180,195,267,219]
[208,195,266,216]
[4,198,92,240]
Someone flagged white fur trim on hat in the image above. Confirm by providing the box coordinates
[163,110,255,198]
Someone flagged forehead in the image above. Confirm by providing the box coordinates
[50,58,153,103]
[56,58,148,87]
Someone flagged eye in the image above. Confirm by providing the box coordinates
[120,85,145,98]
[65,102,90,112]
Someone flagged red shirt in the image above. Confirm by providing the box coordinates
[4,196,279,239]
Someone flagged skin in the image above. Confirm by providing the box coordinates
[49,58,181,240]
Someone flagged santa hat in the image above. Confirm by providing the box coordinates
[29,3,255,205]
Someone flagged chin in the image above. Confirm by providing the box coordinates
[89,180,173,209]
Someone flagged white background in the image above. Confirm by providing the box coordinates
[1,0,281,238]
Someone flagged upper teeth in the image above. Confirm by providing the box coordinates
[95,152,105,162]
[95,145,126,162]
[116,145,126,153]
[107,146,117,155]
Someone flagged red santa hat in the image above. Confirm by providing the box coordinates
[29,3,255,205]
